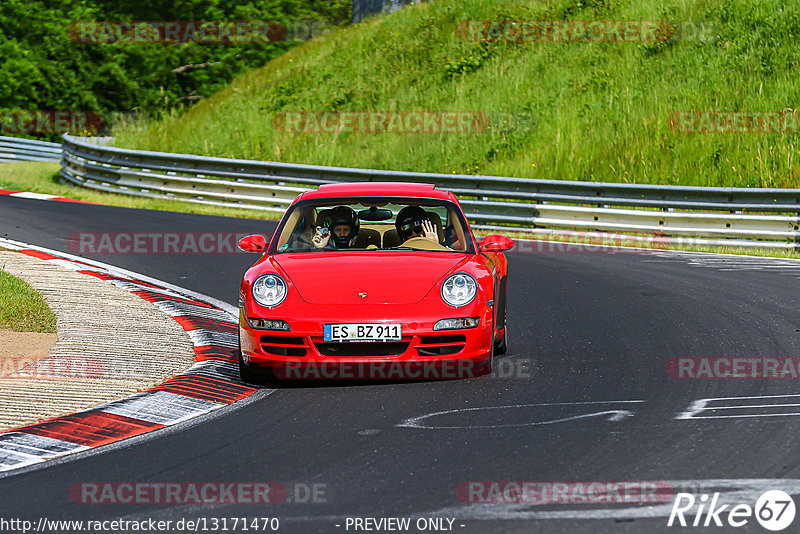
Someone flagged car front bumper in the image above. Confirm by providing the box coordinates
[239,305,494,380]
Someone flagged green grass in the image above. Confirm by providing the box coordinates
[0,162,281,220]
[0,265,57,333]
[113,0,800,188]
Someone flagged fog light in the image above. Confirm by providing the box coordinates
[248,318,291,331]
[433,317,480,331]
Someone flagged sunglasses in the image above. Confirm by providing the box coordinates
[399,218,430,234]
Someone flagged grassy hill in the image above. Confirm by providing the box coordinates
[114,0,800,188]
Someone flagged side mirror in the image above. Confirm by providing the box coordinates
[238,234,267,253]
[480,234,514,252]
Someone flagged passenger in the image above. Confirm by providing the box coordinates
[395,206,448,250]
[312,206,360,249]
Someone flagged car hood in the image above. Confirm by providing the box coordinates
[274,252,466,305]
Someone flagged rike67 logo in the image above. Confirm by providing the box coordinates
[668,490,796,531]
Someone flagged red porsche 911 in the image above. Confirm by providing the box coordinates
[236,182,513,382]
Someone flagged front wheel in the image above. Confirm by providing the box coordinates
[481,315,496,377]
[494,277,508,355]
[238,349,262,384]
[494,326,507,355]
[238,342,276,385]
[494,294,508,355]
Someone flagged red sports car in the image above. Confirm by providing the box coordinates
[236,182,513,382]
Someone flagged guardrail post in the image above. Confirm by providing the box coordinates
[795,215,800,251]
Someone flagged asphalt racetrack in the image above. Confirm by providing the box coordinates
[2,195,800,533]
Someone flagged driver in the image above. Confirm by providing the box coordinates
[395,206,448,250]
[312,206,359,249]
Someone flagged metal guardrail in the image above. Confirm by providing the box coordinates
[0,136,62,163]
[60,134,800,248]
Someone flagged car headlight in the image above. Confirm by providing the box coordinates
[252,274,287,307]
[434,317,480,330]
[441,273,477,307]
[248,318,290,331]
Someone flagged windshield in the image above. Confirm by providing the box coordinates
[270,198,475,254]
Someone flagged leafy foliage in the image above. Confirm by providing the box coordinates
[0,0,351,139]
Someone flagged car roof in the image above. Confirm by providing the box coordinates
[298,182,456,201]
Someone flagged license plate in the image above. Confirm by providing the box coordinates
[324,323,402,342]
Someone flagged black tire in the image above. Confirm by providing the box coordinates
[494,280,508,355]
[238,348,263,384]
[495,325,508,355]
[482,313,496,377]
[238,341,277,385]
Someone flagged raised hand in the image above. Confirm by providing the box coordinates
[421,220,438,241]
